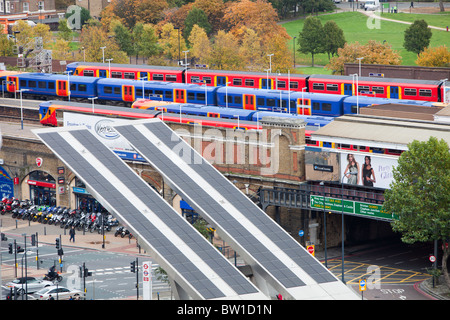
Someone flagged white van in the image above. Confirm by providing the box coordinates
[364,0,380,11]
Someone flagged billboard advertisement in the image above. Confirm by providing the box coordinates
[340,152,398,189]
[63,112,145,162]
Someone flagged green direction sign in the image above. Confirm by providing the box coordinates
[310,195,395,220]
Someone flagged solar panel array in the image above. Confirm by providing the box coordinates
[113,119,359,300]
[33,127,266,300]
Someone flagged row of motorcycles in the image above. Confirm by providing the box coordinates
[1,197,121,234]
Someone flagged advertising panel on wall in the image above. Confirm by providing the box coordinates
[305,148,399,190]
[63,112,145,162]
[0,166,13,199]
[340,152,398,189]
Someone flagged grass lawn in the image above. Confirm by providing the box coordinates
[282,11,450,74]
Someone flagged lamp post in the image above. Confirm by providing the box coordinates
[351,73,359,114]
[320,181,327,268]
[88,97,98,113]
[267,53,274,73]
[441,78,448,105]
[356,57,364,77]
[106,58,113,78]
[225,81,231,108]
[340,171,356,283]
[234,115,240,129]
[182,50,189,83]
[174,27,181,65]
[64,70,72,101]
[17,89,30,130]
[100,46,106,63]
[293,37,296,69]
[140,76,147,99]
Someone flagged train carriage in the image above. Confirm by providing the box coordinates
[66,62,185,82]
[185,69,309,92]
[2,72,98,100]
[308,74,442,102]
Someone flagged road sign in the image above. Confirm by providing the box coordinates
[298,230,304,237]
[307,245,315,256]
[142,261,152,300]
[429,255,436,263]
[359,279,366,292]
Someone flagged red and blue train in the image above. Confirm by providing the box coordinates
[66,61,447,103]
[1,70,436,120]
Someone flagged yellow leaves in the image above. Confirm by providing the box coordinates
[415,45,450,67]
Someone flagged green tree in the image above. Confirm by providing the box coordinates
[297,16,325,67]
[404,19,432,56]
[0,34,13,56]
[383,137,450,288]
[137,24,161,60]
[113,21,135,56]
[184,7,211,44]
[57,18,73,41]
[323,20,346,60]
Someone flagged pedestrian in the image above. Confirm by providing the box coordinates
[48,295,55,300]
[410,1,414,8]
[69,226,75,242]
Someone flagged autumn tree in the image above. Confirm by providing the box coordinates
[415,45,450,67]
[112,0,168,29]
[57,19,73,41]
[325,40,402,75]
[237,27,264,71]
[52,39,72,61]
[297,16,325,67]
[209,30,241,70]
[383,137,450,289]
[188,24,212,66]
[184,7,211,44]
[0,34,13,56]
[158,23,187,63]
[404,19,432,56]
[323,20,346,60]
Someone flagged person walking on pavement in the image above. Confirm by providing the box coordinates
[69,226,76,242]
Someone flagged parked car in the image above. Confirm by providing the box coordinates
[5,277,54,294]
[31,286,85,300]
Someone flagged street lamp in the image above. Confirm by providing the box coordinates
[88,97,98,113]
[17,89,30,130]
[106,58,113,78]
[225,81,231,108]
[234,115,240,130]
[441,78,448,105]
[320,181,327,268]
[351,73,359,114]
[174,27,181,65]
[293,37,296,69]
[182,50,189,83]
[267,53,274,73]
[140,76,147,99]
[100,46,106,63]
[64,70,72,101]
[356,57,364,77]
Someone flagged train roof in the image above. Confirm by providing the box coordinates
[16,72,99,83]
[66,62,185,72]
[97,78,219,91]
[343,95,435,106]
[309,74,442,85]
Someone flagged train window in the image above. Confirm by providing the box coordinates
[111,72,122,79]
[289,100,296,109]
[350,105,358,114]
[277,80,286,89]
[323,142,332,148]
[38,81,46,89]
[372,86,384,94]
[267,98,276,107]
[83,70,94,77]
[191,76,200,83]
[20,80,26,87]
[234,96,242,104]
[29,81,36,88]
[48,82,55,89]
[188,92,195,100]
[312,102,320,110]
[358,85,369,93]
[226,95,233,104]
[78,84,87,92]
[257,98,265,106]
[326,84,338,91]
[289,81,298,89]
[404,88,417,96]
[135,88,142,96]
[153,74,164,81]
[312,83,324,90]
[340,144,350,149]
[104,86,113,94]
[419,89,432,97]
[114,87,121,95]
[124,72,135,79]
[145,89,153,96]
[164,91,172,99]
[370,147,383,153]
[233,78,242,86]
[70,83,76,91]
[322,103,332,111]
[245,79,254,87]
[197,93,205,101]
[203,77,212,84]
[166,75,177,82]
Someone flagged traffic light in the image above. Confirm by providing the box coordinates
[83,266,92,278]
[31,234,36,246]
[16,246,24,253]
[55,238,60,249]
[130,260,136,273]
[1,233,7,241]
[57,248,64,256]
[8,243,13,254]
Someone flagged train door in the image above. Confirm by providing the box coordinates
[344,83,353,95]
[216,76,227,86]
[296,98,311,115]
[56,80,68,97]
[389,86,399,99]
[261,78,272,90]
[174,89,186,103]
[6,76,18,93]
[98,70,107,78]
[243,94,256,110]
[138,72,148,81]
[122,85,135,102]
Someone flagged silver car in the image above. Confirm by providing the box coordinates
[5,277,54,294]
[31,286,85,300]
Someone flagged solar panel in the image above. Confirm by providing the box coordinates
[113,119,359,300]
[33,126,265,300]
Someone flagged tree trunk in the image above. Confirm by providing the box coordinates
[442,246,450,288]
[439,1,445,12]
[311,53,315,67]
